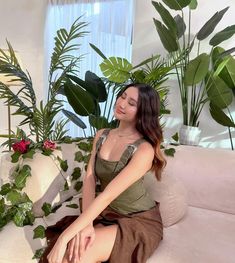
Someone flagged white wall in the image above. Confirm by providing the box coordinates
[132,0,235,149]
[0,0,234,149]
[0,0,47,141]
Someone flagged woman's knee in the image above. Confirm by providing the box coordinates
[79,225,118,263]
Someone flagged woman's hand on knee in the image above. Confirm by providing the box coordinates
[67,225,95,262]
[79,225,96,260]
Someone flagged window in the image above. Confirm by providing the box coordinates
[44,0,134,137]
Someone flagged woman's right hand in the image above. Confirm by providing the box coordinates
[67,224,96,262]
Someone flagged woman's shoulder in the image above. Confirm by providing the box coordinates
[135,140,154,158]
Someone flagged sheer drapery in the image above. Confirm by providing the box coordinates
[44,0,133,137]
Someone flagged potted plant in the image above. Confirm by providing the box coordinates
[208,46,235,150]
[0,17,90,234]
[152,0,235,145]
[60,45,174,136]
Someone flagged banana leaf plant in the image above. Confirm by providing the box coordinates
[152,0,235,127]
[207,47,235,150]
[60,71,120,137]
[89,43,177,117]
[0,17,88,147]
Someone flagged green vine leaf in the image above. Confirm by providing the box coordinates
[74,151,83,162]
[11,151,21,163]
[22,149,36,159]
[42,202,52,216]
[0,198,5,214]
[66,204,79,209]
[0,183,12,195]
[71,167,81,181]
[33,225,46,239]
[83,154,91,164]
[164,148,176,157]
[6,190,26,205]
[32,248,45,259]
[77,141,92,152]
[64,181,69,191]
[171,132,179,142]
[15,165,32,190]
[57,156,68,172]
[14,209,25,227]
[74,182,83,192]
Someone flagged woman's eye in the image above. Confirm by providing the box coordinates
[129,102,136,106]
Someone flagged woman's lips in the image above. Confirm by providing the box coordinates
[116,107,125,114]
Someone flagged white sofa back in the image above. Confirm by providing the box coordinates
[164,145,235,215]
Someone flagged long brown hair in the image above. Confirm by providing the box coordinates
[117,83,166,180]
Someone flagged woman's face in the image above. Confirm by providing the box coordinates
[114,86,139,122]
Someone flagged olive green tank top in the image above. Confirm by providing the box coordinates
[95,129,156,215]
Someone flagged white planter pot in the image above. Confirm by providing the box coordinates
[179,125,201,146]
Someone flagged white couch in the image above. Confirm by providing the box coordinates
[0,144,235,263]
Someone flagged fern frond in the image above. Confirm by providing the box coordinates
[51,119,69,141]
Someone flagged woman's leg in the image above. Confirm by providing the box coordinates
[62,224,118,263]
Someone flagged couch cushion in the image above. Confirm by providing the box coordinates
[0,196,81,263]
[147,206,235,263]
[164,145,235,215]
[144,171,188,227]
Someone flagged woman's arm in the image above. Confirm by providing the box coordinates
[81,129,104,219]
[61,141,154,243]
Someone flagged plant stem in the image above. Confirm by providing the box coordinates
[228,127,234,150]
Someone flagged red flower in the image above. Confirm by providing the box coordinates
[43,140,56,150]
[12,139,31,154]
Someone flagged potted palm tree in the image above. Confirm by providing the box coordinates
[152,0,235,145]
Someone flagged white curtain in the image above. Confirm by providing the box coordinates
[44,0,134,137]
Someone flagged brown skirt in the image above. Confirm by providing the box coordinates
[39,205,163,263]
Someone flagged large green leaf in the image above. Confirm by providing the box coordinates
[184,53,210,85]
[197,7,229,40]
[64,81,95,116]
[174,15,186,38]
[212,47,235,89]
[152,1,177,35]
[209,103,235,127]
[89,115,109,129]
[85,71,107,102]
[89,43,107,60]
[153,19,179,52]
[67,72,107,102]
[100,57,132,83]
[162,0,191,10]
[62,109,87,129]
[210,25,235,46]
[206,75,233,108]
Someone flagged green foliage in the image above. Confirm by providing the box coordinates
[32,248,45,259]
[57,156,68,172]
[152,1,235,128]
[33,225,46,239]
[0,16,89,144]
[71,167,82,181]
[74,181,83,192]
[164,148,176,157]
[66,203,79,209]
[42,202,52,217]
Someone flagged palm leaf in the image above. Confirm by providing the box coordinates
[100,57,132,83]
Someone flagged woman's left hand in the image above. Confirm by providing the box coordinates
[47,236,67,263]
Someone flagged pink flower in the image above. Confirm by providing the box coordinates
[12,139,31,154]
[43,140,56,150]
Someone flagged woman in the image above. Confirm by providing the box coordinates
[41,83,166,263]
